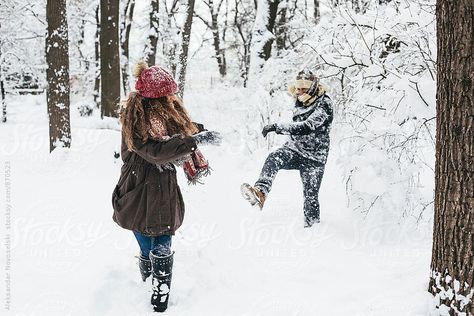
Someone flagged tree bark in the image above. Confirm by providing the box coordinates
[233,0,252,87]
[196,0,227,77]
[261,0,280,61]
[162,1,180,76]
[275,0,287,53]
[177,0,196,98]
[120,0,135,95]
[100,0,121,118]
[429,0,474,314]
[0,47,6,123]
[94,4,100,108]
[250,0,280,77]
[145,0,159,66]
[211,0,227,77]
[46,0,71,152]
[1,74,6,123]
[314,0,320,24]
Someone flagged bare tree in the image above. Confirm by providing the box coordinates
[0,14,6,123]
[161,0,180,75]
[94,4,100,107]
[120,0,136,95]
[261,0,280,60]
[250,0,280,75]
[177,0,196,97]
[1,59,5,123]
[429,0,474,314]
[46,0,71,152]
[275,0,287,53]
[0,30,5,123]
[314,0,320,24]
[195,0,227,77]
[145,0,159,65]
[232,0,255,86]
[100,0,120,117]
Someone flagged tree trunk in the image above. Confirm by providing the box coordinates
[0,47,6,123]
[275,0,287,53]
[78,18,87,72]
[120,0,135,95]
[46,0,71,152]
[429,0,474,314]
[210,0,227,77]
[145,0,159,66]
[262,0,280,61]
[1,74,6,123]
[100,0,121,118]
[222,0,229,74]
[177,0,196,98]
[94,4,100,108]
[162,1,180,76]
[314,0,320,24]
[250,0,280,76]
[233,0,251,87]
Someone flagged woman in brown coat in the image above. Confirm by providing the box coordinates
[112,62,221,312]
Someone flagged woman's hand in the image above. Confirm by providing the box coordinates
[192,131,223,146]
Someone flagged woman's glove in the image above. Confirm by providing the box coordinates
[192,131,223,146]
[262,124,277,137]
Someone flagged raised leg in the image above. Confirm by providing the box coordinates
[254,147,300,196]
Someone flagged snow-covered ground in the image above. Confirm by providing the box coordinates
[0,93,434,315]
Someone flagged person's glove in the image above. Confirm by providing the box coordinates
[192,130,222,146]
[262,124,277,137]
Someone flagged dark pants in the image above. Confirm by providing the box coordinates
[133,231,172,259]
[255,147,326,226]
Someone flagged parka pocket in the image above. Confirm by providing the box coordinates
[112,182,146,213]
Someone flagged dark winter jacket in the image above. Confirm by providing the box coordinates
[276,94,333,165]
[112,132,198,236]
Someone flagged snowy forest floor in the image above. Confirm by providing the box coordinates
[0,93,435,315]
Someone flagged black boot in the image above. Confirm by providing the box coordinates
[150,251,174,312]
[137,255,152,282]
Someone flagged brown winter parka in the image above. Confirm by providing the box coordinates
[112,133,198,236]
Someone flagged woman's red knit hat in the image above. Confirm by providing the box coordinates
[133,61,178,98]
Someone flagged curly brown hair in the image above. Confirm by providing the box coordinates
[119,92,198,152]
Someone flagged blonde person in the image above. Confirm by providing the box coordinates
[241,70,333,227]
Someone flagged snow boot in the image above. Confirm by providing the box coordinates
[304,217,320,228]
[240,183,266,209]
[137,255,152,282]
[150,251,174,312]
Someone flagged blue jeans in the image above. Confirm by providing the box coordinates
[133,231,172,259]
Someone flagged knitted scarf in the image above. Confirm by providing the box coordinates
[147,112,211,184]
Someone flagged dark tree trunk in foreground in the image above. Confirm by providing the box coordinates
[177,0,196,98]
[429,0,474,314]
[46,0,71,152]
[100,0,120,117]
